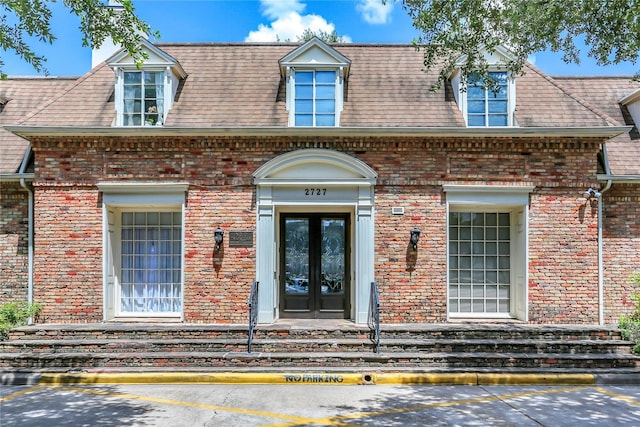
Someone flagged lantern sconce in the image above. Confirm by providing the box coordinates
[410,227,421,251]
[214,227,224,251]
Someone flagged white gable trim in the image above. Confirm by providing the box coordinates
[254,149,377,185]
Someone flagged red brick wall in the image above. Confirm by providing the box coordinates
[29,135,605,324]
[603,183,640,323]
[0,181,29,303]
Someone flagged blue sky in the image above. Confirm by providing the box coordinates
[1,0,638,77]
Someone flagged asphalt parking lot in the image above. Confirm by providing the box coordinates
[2,382,640,426]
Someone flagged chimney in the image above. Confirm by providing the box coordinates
[91,1,125,68]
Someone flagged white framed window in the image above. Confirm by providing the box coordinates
[444,185,533,320]
[294,69,337,127]
[99,182,187,320]
[122,70,165,126]
[467,71,509,127]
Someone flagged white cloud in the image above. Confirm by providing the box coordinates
[528,54,537,66]
[260,0,306,20]
[356,0,394,25]
[246,0,352,42]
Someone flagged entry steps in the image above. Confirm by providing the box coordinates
[1,322,639,372]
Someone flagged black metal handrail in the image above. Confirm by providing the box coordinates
[368,281,381,354]
[247,280,259,353]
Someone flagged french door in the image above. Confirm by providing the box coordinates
[280,213,350,318]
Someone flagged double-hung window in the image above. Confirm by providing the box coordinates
[467,71,509,127]
[294,70,337,127]
[123,70,165,126]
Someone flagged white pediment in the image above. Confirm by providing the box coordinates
[254,149,377,184]
[279,37,350,74]
[106,39,186,77]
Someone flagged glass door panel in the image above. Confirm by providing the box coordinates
[280,214,349,318]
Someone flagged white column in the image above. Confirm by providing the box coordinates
[355,185,375,324]
[256,186,276,323]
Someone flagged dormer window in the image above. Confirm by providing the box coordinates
[467,71,509,127]
[107,39,186,128]
[294,69,337,126]
[280,37,350,128]
[450,46,517,127]
[123,70,165,126]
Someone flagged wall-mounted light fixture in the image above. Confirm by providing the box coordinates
[214,227,224,251]
[584,188,602,200]
[410,227,421,251]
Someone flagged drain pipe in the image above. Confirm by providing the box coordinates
[18,147,34,324]
[598,180,611,325]
[598,144,613,325]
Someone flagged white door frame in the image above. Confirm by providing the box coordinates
[253,149,377,324]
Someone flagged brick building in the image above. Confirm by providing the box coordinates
[1,38,639,326]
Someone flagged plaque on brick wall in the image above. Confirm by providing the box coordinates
[229,231,253,247]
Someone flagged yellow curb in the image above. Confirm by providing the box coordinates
[477,373,596,386]
[38,372,597,386]
[372,373,478,385]
[40,372,366,385]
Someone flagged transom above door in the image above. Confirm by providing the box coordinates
[280,213,350,319]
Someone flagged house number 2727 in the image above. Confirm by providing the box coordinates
[304,188,327,196]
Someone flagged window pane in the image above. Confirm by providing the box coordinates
[488,100,508,113]
[295,100,313,113]
[295,85,313,99]
[124,86,141,99]
[316,70,336,83]
[468,86,485,99]
[316,85,335,99]
[296,71,313,83]
[489,114,509,126]
[468,100,486,114]
[124,72,141,84]
[489,71,508,84]
[316,115,335,126]
[468,115,485,127]
[295,114,313,126]
[316,99,335,113]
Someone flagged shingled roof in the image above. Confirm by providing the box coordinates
[0,77,75,173]
[2,42,638,176]
[553,76,640,176]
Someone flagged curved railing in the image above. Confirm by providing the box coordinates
[368,281,381,354]
[247,281,259,353]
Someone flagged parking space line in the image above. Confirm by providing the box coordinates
[48,385,333,425]
[595,387,640,407]
[0,385,44,403]
[260,386,591,427]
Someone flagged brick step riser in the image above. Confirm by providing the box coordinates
[7,330,625,342]
[0,342,632,355]
[2,356,638,370]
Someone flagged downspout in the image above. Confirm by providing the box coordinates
[598,144,613,325]
[18,147,34,324]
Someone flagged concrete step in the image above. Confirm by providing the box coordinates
[8,323,625,342]
[0,338,633,355]
[1,350,639,371]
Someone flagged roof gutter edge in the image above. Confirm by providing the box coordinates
[0,173,34,182]
[3,125,632,139]
[597,174,640,183]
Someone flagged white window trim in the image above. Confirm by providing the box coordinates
[285,66,345,127]
[456,70,517,128]
[444,185,534,321]
[99,182,188,321]
[114,66,177,127]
